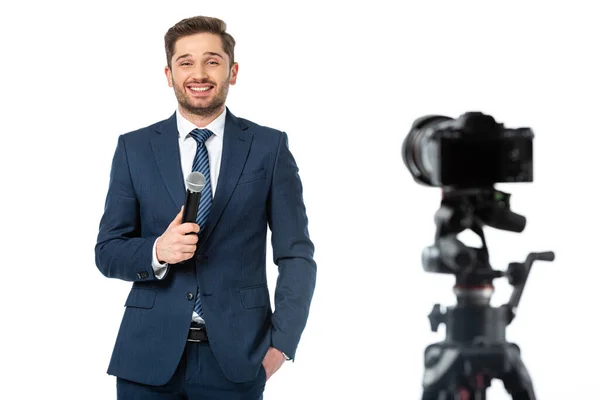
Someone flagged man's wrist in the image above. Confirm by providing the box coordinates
[155,236,165,264]
[280,350,292,361]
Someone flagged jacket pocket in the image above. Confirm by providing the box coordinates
[124,288,156,309]
[237,168,266,185]
[239,285,270,309]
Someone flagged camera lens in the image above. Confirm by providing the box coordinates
[401,115,451,186]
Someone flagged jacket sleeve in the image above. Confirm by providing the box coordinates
[267,131,317,360]
[95,134,161,282]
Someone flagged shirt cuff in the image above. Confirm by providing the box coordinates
[152,238,169,280]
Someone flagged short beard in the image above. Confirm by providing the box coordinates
[172,77,230,119]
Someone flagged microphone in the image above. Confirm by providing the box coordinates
[182,172,206,226]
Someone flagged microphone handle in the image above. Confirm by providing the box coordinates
[182,190,202,225]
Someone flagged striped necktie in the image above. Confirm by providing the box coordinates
[188,128,214,318]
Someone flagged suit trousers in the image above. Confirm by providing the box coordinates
[116,341,266,400]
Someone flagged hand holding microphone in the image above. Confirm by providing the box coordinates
[156,172,206,264]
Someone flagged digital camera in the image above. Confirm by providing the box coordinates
[402,111,534,187]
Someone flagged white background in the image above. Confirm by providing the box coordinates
[1,1,598,399]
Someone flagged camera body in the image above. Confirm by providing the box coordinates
[402,111,534,187]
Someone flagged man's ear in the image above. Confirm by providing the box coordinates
[165,66,173,87]
[229,63,239,85]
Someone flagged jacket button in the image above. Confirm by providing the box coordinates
[195,253,206,262]
[186,292,194,301]
[138,271,149,279]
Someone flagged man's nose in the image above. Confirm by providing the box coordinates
[191,65,209,80]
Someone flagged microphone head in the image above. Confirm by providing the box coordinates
[186,172,206,193]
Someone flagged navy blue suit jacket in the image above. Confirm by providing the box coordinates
[95,109,316,385]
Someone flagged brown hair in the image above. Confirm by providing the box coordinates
[164,16,236,69]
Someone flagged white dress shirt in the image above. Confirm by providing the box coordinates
[151,107,227,324]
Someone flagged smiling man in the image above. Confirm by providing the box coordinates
[95,16,317,400]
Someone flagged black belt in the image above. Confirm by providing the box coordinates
[187,323,209,343]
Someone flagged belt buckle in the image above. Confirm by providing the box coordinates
[188,325,205,343]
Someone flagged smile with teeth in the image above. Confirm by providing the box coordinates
[189,86,212,92]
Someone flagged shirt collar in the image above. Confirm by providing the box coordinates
[176,107,227,139]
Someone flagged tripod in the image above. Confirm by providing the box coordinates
[419,189,555,400]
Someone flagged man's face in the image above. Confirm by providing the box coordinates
[165,33,238,118]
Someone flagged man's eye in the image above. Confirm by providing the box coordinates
[208,61,219,65]
[181,62,192,66]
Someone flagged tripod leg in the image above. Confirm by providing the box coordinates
[421,390,440,400]
[501,345,536,400]
[421,345,461,400]
[422,389,451,400]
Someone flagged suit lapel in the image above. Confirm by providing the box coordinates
[151,113,186,211]
[199,109,253,244]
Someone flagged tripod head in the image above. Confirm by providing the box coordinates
[422,186,555,335]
